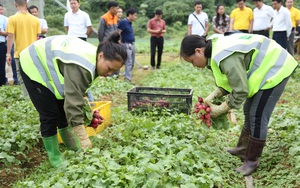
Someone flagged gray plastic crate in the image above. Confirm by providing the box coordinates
[127,87,193,114]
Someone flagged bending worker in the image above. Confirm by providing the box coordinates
[180,33,297,176]
[19,32,127,167]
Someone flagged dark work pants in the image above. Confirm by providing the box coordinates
[243,77,290,139]
[20,66,68,137]
[150,36,164,68]
[253,30,269,38]
[287,28,295,55]
[0,43,7,86]
[273,31,287,49]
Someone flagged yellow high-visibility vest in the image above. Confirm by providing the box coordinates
[210,33,298,97]
[20,35,97,99]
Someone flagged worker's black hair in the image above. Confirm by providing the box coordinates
[96,32,127,64]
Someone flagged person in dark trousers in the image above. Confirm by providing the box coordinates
[118,8,138,84]
[252,0,274,38]
[0,5,7,86]
[271,0,292,49]
[180,33,297,176]
[0,4,18,85]
[19,32,127,167]
[147,9,166,70]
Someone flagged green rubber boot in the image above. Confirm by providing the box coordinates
[42,134,63,167]
[58,126,81,151]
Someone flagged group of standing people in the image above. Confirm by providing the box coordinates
[188,0,300,55]
[3,0,41,95]
[97,1,167,81]
[0,1,48,88]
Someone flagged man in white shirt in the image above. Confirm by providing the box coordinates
[28,5,48,39]
[64,0,92,41]
[271,0,292,49]
[64,0,93,101]
[187,1,209,37]
[252,0,274,38]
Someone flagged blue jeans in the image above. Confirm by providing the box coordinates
[86,90,94,102]
[11,47,18,84]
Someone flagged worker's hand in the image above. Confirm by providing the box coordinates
[73,124,92,149]
[209,102,230,118]
[204,88,223,104]
[6,55,12,66]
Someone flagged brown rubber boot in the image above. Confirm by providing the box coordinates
[235,136,266,176]
[225,126,251,161]
[73,125,92,149]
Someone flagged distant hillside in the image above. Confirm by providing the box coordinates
[1,0,44,18]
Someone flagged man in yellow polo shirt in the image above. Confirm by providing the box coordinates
[230,0,254,33]
[6,0,40,96]
[285,0,300,55]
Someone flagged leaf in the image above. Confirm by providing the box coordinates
[289,146,300,156]
[211,113,230,130]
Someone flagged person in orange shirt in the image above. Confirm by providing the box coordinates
[98,1,119,43]
[230,0,253,33]
[98,1,119,78]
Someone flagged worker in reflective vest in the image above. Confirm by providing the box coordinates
[19,32,127,167]
[180,33,298,176]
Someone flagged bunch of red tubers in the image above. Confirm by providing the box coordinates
[131,98,170,109]
[194,97,211,127]
[89,110,104,129]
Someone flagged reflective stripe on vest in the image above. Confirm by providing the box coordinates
[259,48,287,89]
[27,36,96,99]
[211,34,297,97]
[28,44,56,95]
[247,39,269,79]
